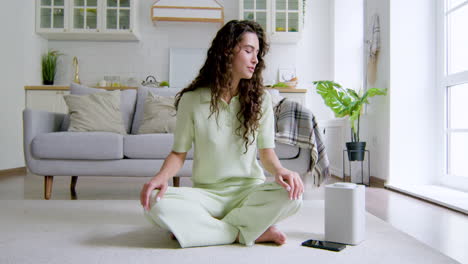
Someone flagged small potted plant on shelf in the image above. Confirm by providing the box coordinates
[41,50,62,85]
[313,80,387,161]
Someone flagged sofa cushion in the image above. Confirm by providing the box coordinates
[124,134,194,159]
[61,83,136,133]
[138,93,177,134]
[32,132,123,160]
[131,88,279,134]
[131,86,182,134]
[64,90,127,134]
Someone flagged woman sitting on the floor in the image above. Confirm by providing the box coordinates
[140,20,303,248]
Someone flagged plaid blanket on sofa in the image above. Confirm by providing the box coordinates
[274,98,330,186]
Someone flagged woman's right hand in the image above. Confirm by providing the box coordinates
[140,176,168,211]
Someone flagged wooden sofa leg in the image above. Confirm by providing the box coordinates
[70,176,78,197]
[44,176,53,200]
[173,177,180,187]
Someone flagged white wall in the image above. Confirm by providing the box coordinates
[388,0,441,185]
[328,0,367,180]
[361,0,390,181]
[333,0,364,90]
[363,0,441,184]
[48,0,334,120]
[0,0,353,170]
[279,0,334,120]
[335,0,443,185]
[0,1,46,170]
[24,3,48,86]
[48,0,224,88]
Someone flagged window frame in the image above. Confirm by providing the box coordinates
[438,0,468,190]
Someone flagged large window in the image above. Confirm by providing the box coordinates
[442,0,468,188]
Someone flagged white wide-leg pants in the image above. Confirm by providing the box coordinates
[144,178,302,248]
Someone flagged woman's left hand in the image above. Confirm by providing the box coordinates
[274,168,304,200]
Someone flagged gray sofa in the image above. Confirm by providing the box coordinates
[23,85,310,199]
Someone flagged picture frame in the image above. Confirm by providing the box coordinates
[278,68,296,82]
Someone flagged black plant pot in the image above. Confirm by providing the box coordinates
[43,80,54,85]
[346,142,366,161]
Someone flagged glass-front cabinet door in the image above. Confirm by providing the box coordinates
[239,0,303,43]
[70,0,99,32]
[241,0,270,32]
[273,0,300,33]
[37,0,68,32]
[104,0,132,32]
[35,0,139,40]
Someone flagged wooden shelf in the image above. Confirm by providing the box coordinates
[152,1,224,25]
[269,88,307,93]
[25,86,306,93]
[24,85,138,91]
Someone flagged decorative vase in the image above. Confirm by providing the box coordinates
[345,142,366,161]
[43,80,54,85]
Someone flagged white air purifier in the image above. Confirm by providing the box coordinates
[324,182,365,245]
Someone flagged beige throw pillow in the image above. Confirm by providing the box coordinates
[138,92,177,134]
[63,90,126,134]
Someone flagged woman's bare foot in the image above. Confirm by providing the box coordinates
[255,226,287,245]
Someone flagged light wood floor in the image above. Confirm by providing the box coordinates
[1,170,467,263]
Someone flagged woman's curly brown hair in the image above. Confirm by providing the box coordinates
[175,20,269,152]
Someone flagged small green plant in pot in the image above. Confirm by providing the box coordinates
[313,80,387,161]
[42,50,62,85]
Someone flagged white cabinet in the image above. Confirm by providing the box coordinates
[36,0,139,41]
[26,90,70,114]
[239,0,303,43]
[319,119,346,178]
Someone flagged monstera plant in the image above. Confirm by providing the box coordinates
[313,80,387,161]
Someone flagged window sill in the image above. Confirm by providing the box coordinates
[385,183,468,214]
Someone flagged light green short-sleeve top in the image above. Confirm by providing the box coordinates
[172,87,275,185]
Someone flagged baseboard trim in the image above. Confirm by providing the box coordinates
[0,167,26,177]
[331,174,386,188]
[370,176,386,188]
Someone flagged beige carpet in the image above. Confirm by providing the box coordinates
[0,200,457,264]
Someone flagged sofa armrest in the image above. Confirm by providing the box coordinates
[261,147,311,178]
[23,108,66,172]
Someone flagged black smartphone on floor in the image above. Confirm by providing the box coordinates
[301,239,346,252]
